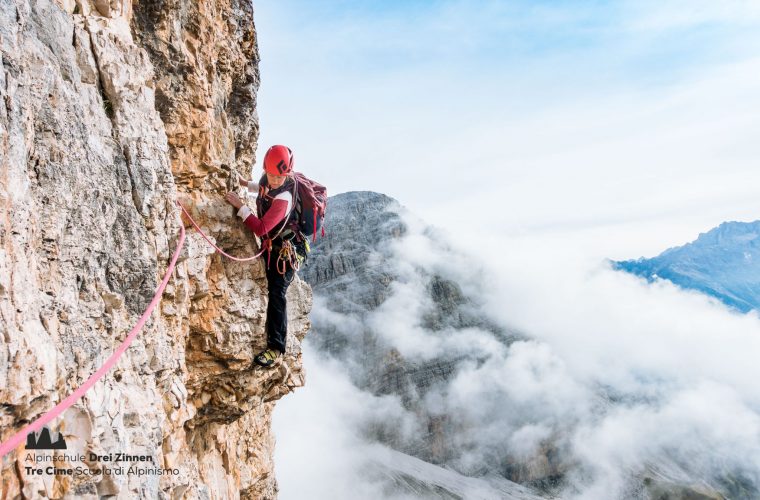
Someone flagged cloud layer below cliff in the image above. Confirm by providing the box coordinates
[275,207,760,499]
[470,229,760,497]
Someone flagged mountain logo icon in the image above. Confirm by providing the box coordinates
[25,427,67,450]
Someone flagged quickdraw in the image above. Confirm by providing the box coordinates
[276,239,304,275]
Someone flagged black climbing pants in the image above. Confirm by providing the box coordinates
[264,244,304,353]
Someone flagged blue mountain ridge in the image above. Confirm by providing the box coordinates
[613,220,760,313]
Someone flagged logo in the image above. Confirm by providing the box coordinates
[25,427,67,450]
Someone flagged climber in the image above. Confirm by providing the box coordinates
[225,145,307,368]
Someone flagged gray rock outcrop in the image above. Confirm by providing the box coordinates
[302,191,519,467]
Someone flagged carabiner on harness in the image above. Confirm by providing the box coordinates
[276,240,303,275]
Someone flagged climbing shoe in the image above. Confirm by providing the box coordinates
[253,349,281,368]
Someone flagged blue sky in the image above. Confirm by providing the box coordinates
[253,0,760,256]
[256,1,759,75]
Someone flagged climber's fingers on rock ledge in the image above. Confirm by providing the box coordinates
[225,192,243,209]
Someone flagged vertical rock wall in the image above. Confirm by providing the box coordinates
[0,0,310,498]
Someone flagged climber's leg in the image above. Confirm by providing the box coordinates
[265,258,295,354]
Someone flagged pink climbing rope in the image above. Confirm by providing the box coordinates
[0,221,187,459]
[177,201,266,262]
[0,200,265,460]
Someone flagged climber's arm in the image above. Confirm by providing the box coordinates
[236,200,288,237]
[238,175,259,192]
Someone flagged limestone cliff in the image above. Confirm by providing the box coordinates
[0,0,310,498]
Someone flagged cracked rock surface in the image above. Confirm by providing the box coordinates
[0,0,310,498]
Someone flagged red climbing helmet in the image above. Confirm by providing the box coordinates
[263,145,294,175]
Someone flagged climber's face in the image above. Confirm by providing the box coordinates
[266,172,287,189]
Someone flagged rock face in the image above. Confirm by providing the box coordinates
[301,191,405,310]
[0,1,310,498]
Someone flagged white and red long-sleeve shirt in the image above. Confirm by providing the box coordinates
[235,182,293,237]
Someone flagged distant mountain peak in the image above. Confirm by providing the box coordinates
[614,219,760,312]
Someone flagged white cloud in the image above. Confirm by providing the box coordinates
[273,345,420,500]
[566,381,760,498]
[622,0,760,33]
[277,199,760,497]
